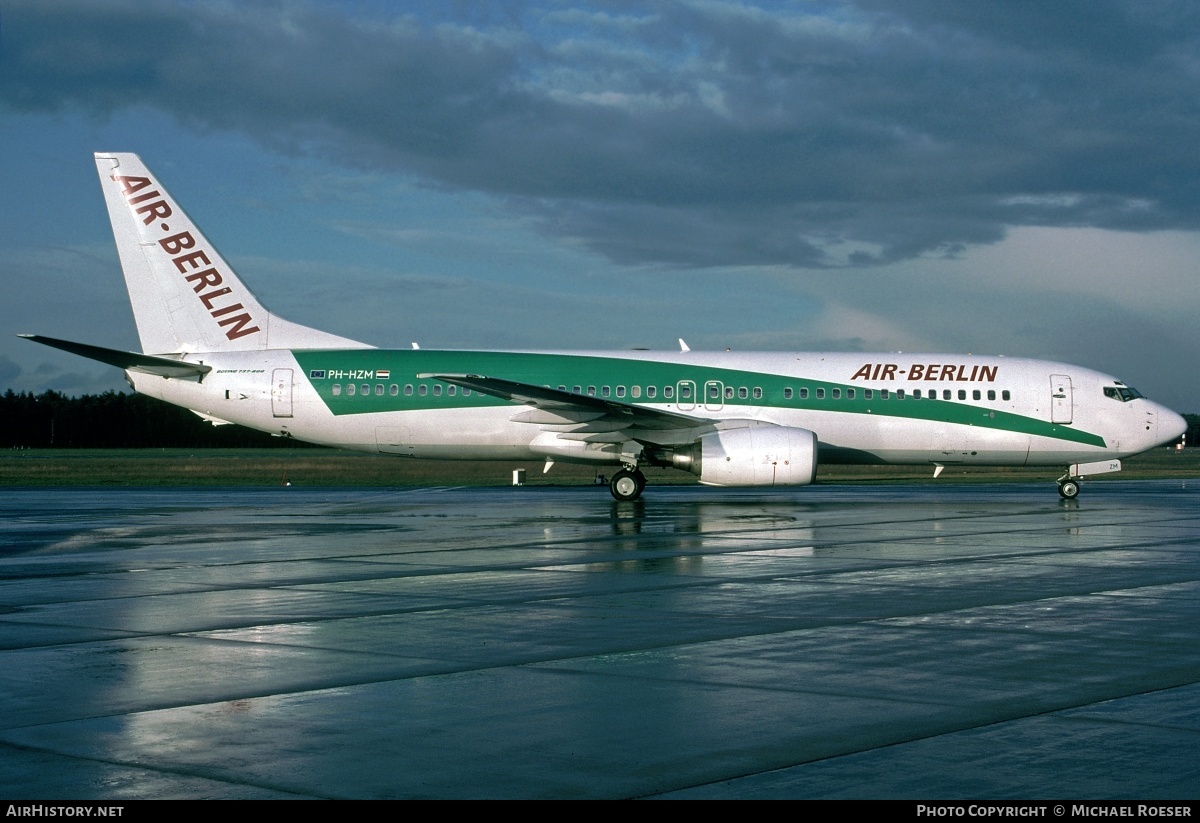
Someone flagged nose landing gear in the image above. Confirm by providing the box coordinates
[1056,459,1121,500]
[1057,478,1081,500]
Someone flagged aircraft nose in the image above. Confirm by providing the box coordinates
[1160,407,1188,444]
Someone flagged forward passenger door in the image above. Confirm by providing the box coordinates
[1050,374,1073,424]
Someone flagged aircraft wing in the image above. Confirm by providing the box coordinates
[18,335,212,379]
[418,372,705,431]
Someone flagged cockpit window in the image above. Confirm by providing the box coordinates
[1104,385,1144,402]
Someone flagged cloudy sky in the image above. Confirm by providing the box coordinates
[2,0,1198,411]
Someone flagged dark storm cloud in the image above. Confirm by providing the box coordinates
[2,0,1197,267]
[0,355,20,386]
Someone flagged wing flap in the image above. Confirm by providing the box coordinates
[555,431,632,443]
[509,408,607,425]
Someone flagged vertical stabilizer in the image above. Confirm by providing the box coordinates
[95,152,367,354]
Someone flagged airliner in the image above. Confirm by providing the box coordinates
[20,153,1188,500]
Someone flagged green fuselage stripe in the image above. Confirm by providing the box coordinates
[291,350,1106,448]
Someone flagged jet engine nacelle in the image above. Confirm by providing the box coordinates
[664,425,819,487]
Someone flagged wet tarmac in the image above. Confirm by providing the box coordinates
[1,481,1198,799]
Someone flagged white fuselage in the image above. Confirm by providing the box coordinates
[128,347,1183,472]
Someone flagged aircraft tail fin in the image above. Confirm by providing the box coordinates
[94,152,367,355]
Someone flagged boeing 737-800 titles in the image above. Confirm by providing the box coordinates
[20,153,1188,500]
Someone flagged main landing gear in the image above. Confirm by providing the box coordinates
[610,468,647,502]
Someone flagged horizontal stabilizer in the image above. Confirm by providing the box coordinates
[18,334,212,379]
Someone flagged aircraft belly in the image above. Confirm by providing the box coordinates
[929,425,1031,466]
[374,408,539,460]
[1022,438,1109,466]
[805,413,1038,466]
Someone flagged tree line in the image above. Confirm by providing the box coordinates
[2,388,1197,450]
[1,390,313,449]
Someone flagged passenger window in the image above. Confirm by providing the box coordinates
[616,386,625,398]
[587,386,596,396]
[816,388,826,399]
[647,386,657,398]
[864,389,873,400]
[1002,390,1010,401]
[799,388,809,399]
[896,389,905,399]
[433,385,442,396]
[347,384,356,396]
[987,390,996,401]
[573,385,582,394]
[832,388,841,399]
[375,384,384,396]
[463,388,472,396]
[784,387,793,399]
[958,390,967,400]
[972,390,981,400]
[680,385,691,399]
[753,387,762,399]
[332,384,342,396]
[846,388,854,399]
[631,386,641,398]
[881,389,889,399]
[389,384,398,396]
[664,386,673,398]
[913,389,922,399]
[725,386,734,399]
[943,390,951,400]
[405,384,413,396]
[361,384,369,396]
[448,386,457,396]
[602,386,611,397]
[418,385,428,396]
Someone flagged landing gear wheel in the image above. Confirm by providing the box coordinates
[1058,479,1080,500]
[610,468,645,502]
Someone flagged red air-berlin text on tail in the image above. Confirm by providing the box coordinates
[113,175,261,341]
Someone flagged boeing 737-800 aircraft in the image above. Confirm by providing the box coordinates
[21,153,1187,500]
